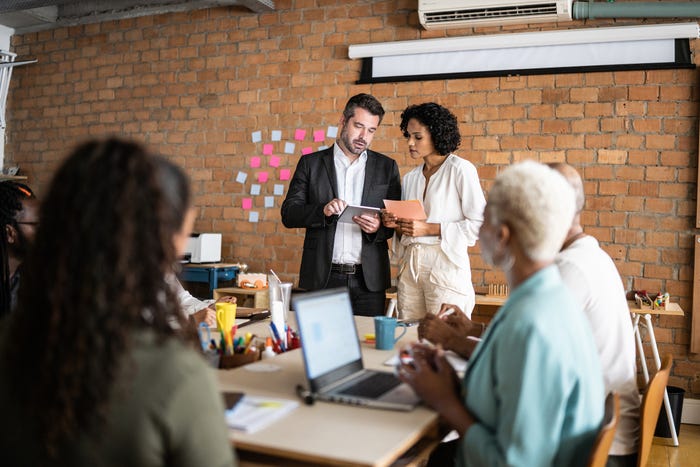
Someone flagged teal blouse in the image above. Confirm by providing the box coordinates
[459,265,604,467]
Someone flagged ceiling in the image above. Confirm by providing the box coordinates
[0,0,275,34]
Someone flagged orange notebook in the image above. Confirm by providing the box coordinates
[383,199,427,220]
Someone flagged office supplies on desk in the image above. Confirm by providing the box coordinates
[385,297,397,317]
[236,307,270,319]
[374,316,408,350]
[269,321,286,352]
[197,322,211,352]
[295,384,316,405]
[237,272,267,289]
[223,391,245,410]
[292,288,420,411]
[225,395,299,433]
[216,302,237,334]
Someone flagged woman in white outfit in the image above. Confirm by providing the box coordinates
[383,103,485,319]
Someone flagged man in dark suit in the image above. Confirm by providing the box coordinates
[281,93,401,316]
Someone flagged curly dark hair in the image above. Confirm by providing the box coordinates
[4,138,190,459]
[400,103,461,156]
[342,93,385,124]
[0,181,35,317]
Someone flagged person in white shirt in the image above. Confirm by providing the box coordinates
[167,274,235,328]
[550,162,640,466]
[382,103,485,319]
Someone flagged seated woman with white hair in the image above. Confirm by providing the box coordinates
[398,160,605,466]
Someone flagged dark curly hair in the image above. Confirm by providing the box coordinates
[400,103,461,156]
[0,181,35,317]
[343,93,385,124]
[4,138,190,459]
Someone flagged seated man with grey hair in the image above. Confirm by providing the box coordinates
[550,162,639,467]
[399,160,604,467]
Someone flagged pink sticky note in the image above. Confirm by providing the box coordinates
[294,128,306,141]
[313,130,325,142]
[280,169,291,181]
[258,172,269,183]
[250,156,261,168]
[269,155,281,167]
[263,144,273,155]
[242,198,252,210]
[301,147,313,155]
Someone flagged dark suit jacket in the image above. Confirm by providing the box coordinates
[281,147,401,292]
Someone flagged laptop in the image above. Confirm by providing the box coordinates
[292,287,420,411]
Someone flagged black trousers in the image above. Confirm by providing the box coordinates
[325,271,386,316]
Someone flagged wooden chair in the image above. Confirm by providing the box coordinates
[588,392,621,467]
[637,354,673,467]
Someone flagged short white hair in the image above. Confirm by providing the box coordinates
[486,160,575,262]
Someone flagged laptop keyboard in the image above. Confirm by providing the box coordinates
[337,372,401,399]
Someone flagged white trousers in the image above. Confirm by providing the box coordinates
[397,243,475,320]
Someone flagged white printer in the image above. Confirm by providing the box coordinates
[185,233,222,263]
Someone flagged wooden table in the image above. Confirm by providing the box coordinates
[217,316,439,467]
[629,301,684,446]
[384,292,507,311]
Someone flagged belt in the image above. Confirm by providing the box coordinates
[331,263,361,274]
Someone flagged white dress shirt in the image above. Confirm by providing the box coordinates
[331,142,367,265]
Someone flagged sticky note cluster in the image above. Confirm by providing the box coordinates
[241,126,336,222]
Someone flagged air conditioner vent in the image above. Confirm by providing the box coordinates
[418,0,573,29]
[424,4,558,25]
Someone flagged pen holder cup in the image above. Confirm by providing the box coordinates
[219,350,261,369]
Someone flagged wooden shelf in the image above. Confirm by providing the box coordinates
[0,175,27,181]
[628,301,684,317]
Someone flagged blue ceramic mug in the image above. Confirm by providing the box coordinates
[374,316,408,350]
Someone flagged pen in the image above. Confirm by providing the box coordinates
[228,325,238,355]
[270,321,286,352]
[243,334,257,354]
[438,307,455,319]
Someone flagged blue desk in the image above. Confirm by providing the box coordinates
[182,263,239,298]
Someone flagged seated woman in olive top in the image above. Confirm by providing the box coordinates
[0,139,237,467]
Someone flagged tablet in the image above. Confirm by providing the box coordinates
[337,204,380,223]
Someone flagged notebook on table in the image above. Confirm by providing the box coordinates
[292,287,420,411]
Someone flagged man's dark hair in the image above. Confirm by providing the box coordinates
[400,102,461,156]
[0,181,35,317]
[342,93,385,124]
[5,138,191,460]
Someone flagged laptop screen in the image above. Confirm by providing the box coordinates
[293,288,362,379]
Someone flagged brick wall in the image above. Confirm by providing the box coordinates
[4,0,700,396]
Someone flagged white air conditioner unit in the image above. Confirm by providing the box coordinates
[418,0,573,30]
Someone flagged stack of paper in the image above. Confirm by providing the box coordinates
[225,395,299,433]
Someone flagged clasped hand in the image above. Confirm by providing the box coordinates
[396,342,461,412]
[380,210,436,237]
